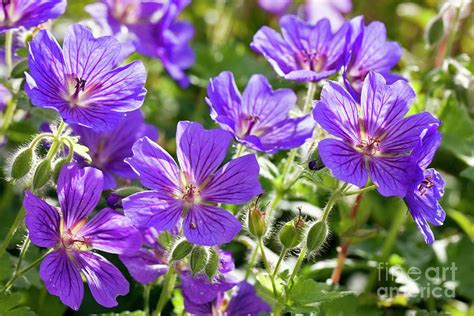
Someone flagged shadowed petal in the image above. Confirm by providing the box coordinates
[120,249,168,285]
[227,282,272,315]
[24,191,60,248]
[74,251,129,308]
[77,208,141,254]
[57,163,103,229]
[181,271,235,305]
[318,139,367,188]
[201,154,262,204]
[39,250,84,311]
[183,204,241,246]
[409,125,442,169]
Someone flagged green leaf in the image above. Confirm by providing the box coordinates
[0,292,36,316]
[11,60,28,79]
[288,278,353,307]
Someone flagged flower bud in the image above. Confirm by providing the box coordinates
[32,159,52,190]
[306,220,328,253]
[308,149,324,171]
[190,246,208,276]
[205,248,220,279]
[247,196,267,238]
[279,216,305,249]
[11,148,33,179]
[53,157,69,183]
[170,239,193,261]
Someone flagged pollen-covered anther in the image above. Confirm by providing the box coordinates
[417,176,434,196]
[355,138,381,156]
[182,184,199,203]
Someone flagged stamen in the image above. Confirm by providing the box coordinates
[417,176,434,196]
[296,49,327,72]
[355,137,381,156]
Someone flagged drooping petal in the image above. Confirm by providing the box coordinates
[318,139,368,188]
[226,282,272,315]
[410,124,442,169]
[23,191,60,248]
[313,81,360,143]
[76,208,141,254]
[123,191,183,231]
[119,249,168,285]
[183,204,241,246]
[181,271,235,305]
[57,163,103,229]
[360,72,415,138]
[39,250,84,311]
[74,251,129,308]
[201,154,262,204]
[176,121,232,185]
[126,136,181,195]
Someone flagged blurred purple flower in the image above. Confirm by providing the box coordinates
[251,15,349,82]
[344,16,403,101]
[23,163,141,310]
[313,72,439,197]
[72,110,158,190]
[257,0,291,16]
[0,0,66,33]
[25,24,146,131]
[206,71,314,153]
[123,121,262,246]
[86,0,195,87]
[404,124,445,244]
[303,0,352,31]
[0,83,11,111]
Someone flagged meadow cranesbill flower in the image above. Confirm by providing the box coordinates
[206,71,314,153]
[0,83,11,111]
[23,163,141,310]
[251,15,349,82]
[343,16,403,101]
[123,121,262,246]
[72,110,158,189]
[404,124,445,244]
[257,0,291,16]
[86,0,194,87]
[313,72,439,197]
[0,0,66,33]
[25,24,147,131]
[304,0,352,31]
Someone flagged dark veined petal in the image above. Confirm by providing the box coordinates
[74,251,129,308]
[39,249,84,311]
[123,191,183,231]
[183,204,241,246]
[23,191,60,248]
[318,139,368,188]
[201,154,262,204]
[280,15,332,53]
[120,249,168,285]
[57,163,103,229]
[176,121,232,185]
[226,281,272,315]
[76,208,141,254]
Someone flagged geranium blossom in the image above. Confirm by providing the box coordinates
[206,71,314,153]
[123,121,262,246]
[23,163,141,310]
[25,24,147,130]
[313,72,439,197]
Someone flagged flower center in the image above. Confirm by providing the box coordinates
[181,184,199,204]
[239,115,261,137]
[417,176,434,196]
[296,50,327,72]
[2,0,12,23]
[355,137,381,156]
[61,229,90,251]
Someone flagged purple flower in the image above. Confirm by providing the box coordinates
[23,163,141,310]
[72,110,158,190]
[123,121,262,246]
[304,0,352,31]
[206,71,314,153]
[86,0,194,87]
[257,0,291,16]
[0,83,11,111]
[313,72,439,197]
[183,281,271,316]
[0,0,66,33]
[25,24,147,131]
[250,15,349,82]
[404,124,445,244]
[343,16,403,101]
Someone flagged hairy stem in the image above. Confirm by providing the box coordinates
[153,265,177,315]
[344,185,376,196]
[302,82,317,114]
[258,238,278,297]
[271,247,287,280]
[14,235,30,275]
[0,206,25,257]
[245,245,259,280]
[287,247,307,288]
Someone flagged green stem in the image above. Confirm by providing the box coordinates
[302,82,317,114]
[143,284,152,315]
[46,121,66,160]
[322,191,341,223]
[5,30,13,77]
[14,235,30,275]
[0,206,25,258]
[0,98,17,141]
[344,185,377,196]
[153,265,176,316]
[287,247,307,288]
[271,248,287,280]
[234,143,245,158]
[258,238,277,297]
[244,245,258,280]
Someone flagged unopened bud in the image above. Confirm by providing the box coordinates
[308,149,324,171]
[190,246,208,276]
[306,220,328,253]
[247,195,267,238]
[170,239,193,261]
[32,159,52,189]
[279,216,305,249]
[53,157,69,183]
[11,148,33,179]
[205,248,220,279]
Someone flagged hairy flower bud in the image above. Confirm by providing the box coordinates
[170,239,193,262]
[53,157,70,183]
[32,159,52,189]
[247,195,267,238]
[190,246,208,276]
[11,148,33,179]
[306,220,328,253]
[279,215,305,249]
[205,248,220,279]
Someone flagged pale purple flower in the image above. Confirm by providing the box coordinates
[251,15,349,82]
[303,0,352,31]
[206,71,314,153]
[72,110,158,190]
[344,16,404,101]
[23,163,141,310]
[0,83,11,111]
[86,0,194,87]
[25,24,147,131]
[0,0,66,33]
[257,0,291,16]
[405,124,445,244]
[123,121,262,246]
[313,72,439,197]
